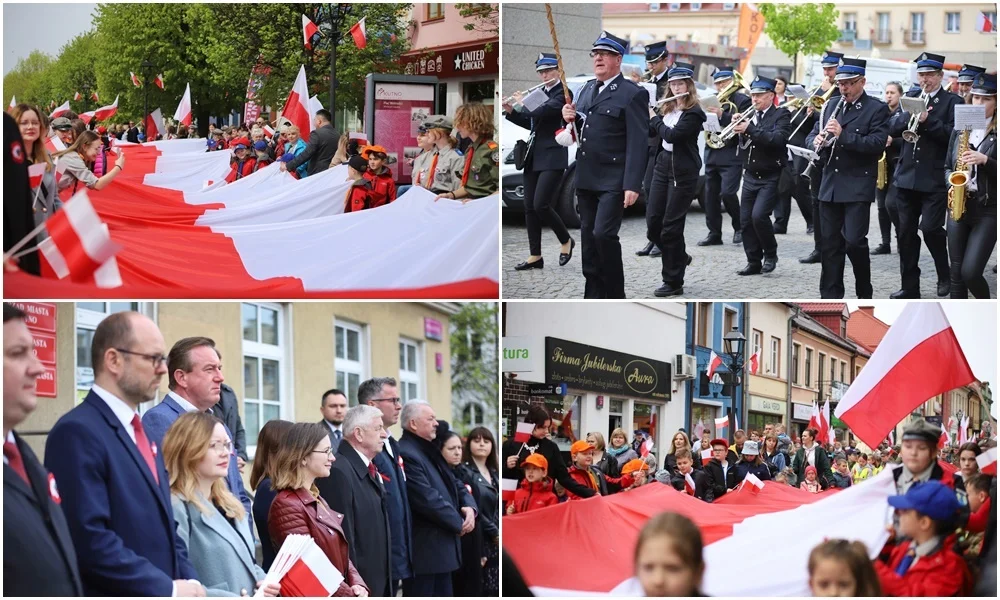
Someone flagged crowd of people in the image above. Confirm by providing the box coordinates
[501,404,996,596]
[4,305,499,597]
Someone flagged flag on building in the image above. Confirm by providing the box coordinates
[748,349,760,375]
[349,17,367,49]
[302,14,320,50]
[978,11,995,33]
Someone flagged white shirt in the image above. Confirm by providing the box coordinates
[383,435,395,457]
[324,420,343,439]
[752,105,771,126]
[966,119,991,192]
[168,390,200,413]
[804,443,818,467]
[91,384,140,443]
[352,445,371,468]
[3,430,14,464]
[595,72,623,96]
[660,109,683,152]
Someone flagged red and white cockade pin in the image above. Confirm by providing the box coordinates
[151,442,158,456]
[48,473,62,504]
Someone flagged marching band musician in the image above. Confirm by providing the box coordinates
[956,64,986,104]
[774,83,817,239]
[731,76,791,276]
[635,41,671,258]
[645,61,706,297]
[506,53,576,272]
[888,52,963,299]
[805,58,889,299]
[699,65,752,247]
[945,72,996,299]
[872,82,905,256]
[561,31,649,299]
[800,50,843,265]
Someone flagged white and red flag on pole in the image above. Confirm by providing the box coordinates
[154,74,165,90]
[37,189,122,287]
[302,14,320,50]
[706,351,723,380]
[977,447,997,476]
[834,303,976,449]
[959,416,970,445]
[262,124,275,139]
[821,399,832,445]
[78,110,96,125]
[684,472,697,496]
[701,449,713,466]
[978,11,995,33]
[130,71,142,87]
[144,108,165,141]
[281,65,313,137]
[73,91,81,101]
[502,478,518,503]
[91,91,99,102]
[349,17,367,49]
[93,95,119,122]
[714,415,729,435]
[513,421,533,443]
[49,100,71,119]
[8,95,16,111]
[640,436,654,458]
[266,536,344,597]
[174,83,192,127]
[748,349,760,375]
[742,471,765,494]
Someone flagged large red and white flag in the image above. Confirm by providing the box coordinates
[978,11,995,33]
[513,421,533,443]
[130,71,142,87]
[835,303,976,448]
[281,65,313,137]
[93,95,120,122]
[37,190,122,287]
[174,83,192,127]
[154,74,165,90]
[977,446,997,476]
[748,349,760,375]
[49,101,71,119]
[349,17,367,49]
[79,110,96,125]
[144,108,165,141]
[821,399,832,445]
[302,14,320,50]
[73,91,82,101]
[706,351,723,380]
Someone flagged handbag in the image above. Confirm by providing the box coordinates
[512,134,534,171]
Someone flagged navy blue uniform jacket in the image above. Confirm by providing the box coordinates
[573,75,650,192]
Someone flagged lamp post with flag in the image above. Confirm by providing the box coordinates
[141,58,155,136]
[721,326,746,442]
[319,3,355,122]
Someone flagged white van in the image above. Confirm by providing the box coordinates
[802,55,959,99]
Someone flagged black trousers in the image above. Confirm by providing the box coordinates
[523,168,570,256]
[875,175,900,246]
[643,144,662,245]
[648,152,698,287]
[819,201,873,298]
[578,188,626,298]
[775,158,813,231]
[947,197,997,299]
[809,163,823,251]
[740,170,780,263]
[704,162,742,236]
[895,187,950,294]
[403,573,453,597]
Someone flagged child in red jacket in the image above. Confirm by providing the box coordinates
[506,453,558,515]
[344,155,374,213]
[566,440,633,499]
[362,145,397,207]
[874,480,972,596]
[224,138,257,183]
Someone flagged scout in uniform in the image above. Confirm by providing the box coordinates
[436,104,498,202]
[419,115,465,195]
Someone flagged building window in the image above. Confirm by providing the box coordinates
[818,353,826,389]
[75,303,141,404]
[668,3,681,11]
[691,403,718,438]
[335,320,367,406]
[695,303,711,347]
[840,361,846,384]
[723,307,737,339]
[463,80,495,106]
[844,12,857,31]
[426,4,444,21]
[877,12,891,43]
[690,2,702,11]
[399,338,422,403]
[751,329,763,359]
[462,402,485,428]
[830,359,837,388]
[791,343,801,385]
[242,303,285,454]
[723,2,736,9]
[649,4,660,12]
[770,337,780,376]
[718,35,730,46]
[609,398,624,438]
[805,348,813,387]
[910,13,925,42]
[945,12,960,33]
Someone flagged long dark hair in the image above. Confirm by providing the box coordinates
[249,419,294,490]
[463,426,499,472]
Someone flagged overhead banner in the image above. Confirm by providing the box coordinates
[544,337,671,401]
[244,57,272,124]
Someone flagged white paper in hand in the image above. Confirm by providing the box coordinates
[954,104,987,131]
[700,95,721,111]
[786,84,810,100]
[704,113,722,133]
[519,87,548,112]
[899,96,927,116]
[641,82,658,108]
[787,144,820,161]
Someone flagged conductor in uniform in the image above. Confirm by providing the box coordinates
[731,76,791,276]
[636,41,671,257]
[806,58,889,299]
[889,52,963,298]
[562,31,649,298]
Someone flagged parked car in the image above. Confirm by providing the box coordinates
[501,76,713,228]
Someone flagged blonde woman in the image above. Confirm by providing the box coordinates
[162,412,278,597]
[51,130,125,195]
[646,62,707,297]
[586,431,619,477]
[607,427,639,468]
[12,103,60,231]
[663,431,694,476]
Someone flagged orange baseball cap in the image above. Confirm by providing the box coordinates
[570,440,595,454]
[621,458,650,475]
[362,144,388,159]
[521,453,548,471]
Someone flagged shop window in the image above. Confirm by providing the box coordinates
[399,338,422,403]
[633,402,661,443]
[242,302,286,455]
[463,80,495,106]
[691,404,717,438]
[609,398,625,439]
[747,412,767,436]
[335,320,367,405]
[543,394,581,452]
[75,303,142,405]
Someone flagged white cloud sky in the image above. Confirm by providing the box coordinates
[4,3,98,75]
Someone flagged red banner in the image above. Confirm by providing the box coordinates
[9,301,56,332]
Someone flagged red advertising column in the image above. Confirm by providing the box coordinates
[9,302,58,398]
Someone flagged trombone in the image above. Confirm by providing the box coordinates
[901,90,930,143]
[707,105,756,147]
[502,82,547,107]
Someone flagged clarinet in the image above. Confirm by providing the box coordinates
[802,96,847,181]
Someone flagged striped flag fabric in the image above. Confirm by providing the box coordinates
[502,478,518,503]
[684,472,697,495]
[93,95,119,122]
[49,100,71,119]
[280,65,313,137]
[701,449,713,466]
[349,17,367,49]
[302,14,320,50]
[715,415,729,431]
[154,74,165,90]
[130,71,142,87]
[706,351,723,379]
[514,421,534,443]
[37,189,122,287]
[73,91,81,101]
[978,11,995,33]
[977,447,997,476]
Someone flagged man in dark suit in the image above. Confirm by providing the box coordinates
[45,312,205,597]
[889,52,963,298]
[214,382,248,465]
[700,65,752,246]
[732,76,791,275]
[562,31,649,298]
[317,404,392,597]
[807,58,889,298]
[4,304,83,596]
[281,108,339,177]
[319,388,348,453]
[126,121,140,144]
[636,40,671,257]
[362,376,412,595]
[398,400,477,597]
[141,337,252,526]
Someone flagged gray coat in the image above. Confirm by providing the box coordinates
[171,492,266,597]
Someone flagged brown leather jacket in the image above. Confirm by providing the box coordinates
[268,487,368,596]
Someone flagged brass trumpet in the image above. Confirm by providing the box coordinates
[707,105,756,148]
[901,91,930,143]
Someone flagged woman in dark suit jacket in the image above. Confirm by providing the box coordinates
[945,73,997,298]
[505,52,576,271]
[463,427,500,596]
[268,423,369,597]
[647,62,707,297]
[248,419,293,572]
[873,82,905,255]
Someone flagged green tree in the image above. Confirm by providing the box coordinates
[46,32,101,114]
[454,3,498,36]
[759,3,840,77]
[450,303,499,436]
[3,51,55,109]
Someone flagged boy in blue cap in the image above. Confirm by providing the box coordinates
[874,480,972,596]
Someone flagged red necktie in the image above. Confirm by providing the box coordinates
[3,441,31,487]
[131,415,159,484]
[368,461,380,482]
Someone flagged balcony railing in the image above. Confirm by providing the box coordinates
[838,29,857,42]
[905,29,926,44]
[875,29,892,44]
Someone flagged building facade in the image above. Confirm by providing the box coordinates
[14,302,462,467]
[685,302,745,439]
[746,303,795,435]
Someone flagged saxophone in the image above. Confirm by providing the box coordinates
[877,152,887,190]
[948,127,971,221]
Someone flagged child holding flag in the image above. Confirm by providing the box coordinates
[506,454,558,515]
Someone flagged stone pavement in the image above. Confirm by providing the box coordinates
[502,203,998,299]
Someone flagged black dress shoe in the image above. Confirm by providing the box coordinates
[514,258,543,271]
[654,283,684,297]
[650,245,662,257]
[762,256,778,273]
[937,279,951,297]
[733,231,743,244]
[870,243,891,255]
[806,224,814,235]
[773,226,787,235]
[697,235,723,246]
[686,253,693,266]
[798,250,821,264]
[737,263,762,276]
[559,238,576,266]
[636,241,654,256]
[890,289,920,299]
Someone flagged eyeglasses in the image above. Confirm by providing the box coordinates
[114,348,168,367]
[209,440,233,455]
[311,448,334,457]
[374,397,402,405]
[589,50,617,58]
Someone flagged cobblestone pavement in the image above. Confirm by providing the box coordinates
[502,203,998,299]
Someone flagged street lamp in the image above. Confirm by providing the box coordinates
[141,58,155,133]
[721,326,746,437]
[322,3,355,121]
